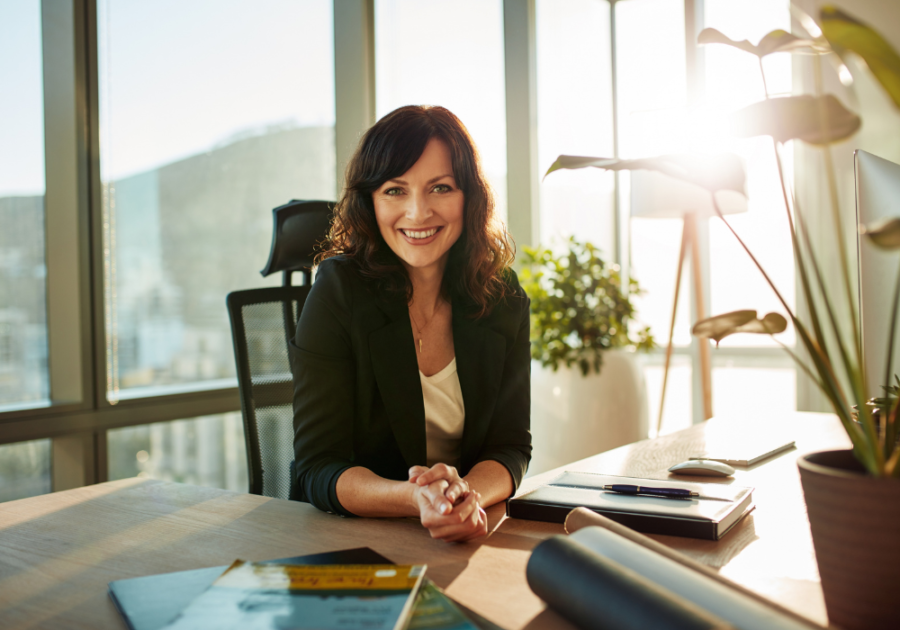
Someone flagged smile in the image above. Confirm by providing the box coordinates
[400,226,443,240]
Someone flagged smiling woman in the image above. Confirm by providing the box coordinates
[289,105,531,543]
[372,138,464,275]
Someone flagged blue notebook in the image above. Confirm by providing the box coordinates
[108,547,501,630]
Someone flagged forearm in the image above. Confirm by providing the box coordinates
[335,466,419,517]
[464,460,514,508]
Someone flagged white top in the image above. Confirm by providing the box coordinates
[420,358,465,468]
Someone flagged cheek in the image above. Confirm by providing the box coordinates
[373,202,394,237]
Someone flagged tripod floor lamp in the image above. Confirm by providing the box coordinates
[630,169,747,434]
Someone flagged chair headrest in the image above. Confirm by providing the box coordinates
[260,199,334,277]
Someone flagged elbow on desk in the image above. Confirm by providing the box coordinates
[291,458,355,517]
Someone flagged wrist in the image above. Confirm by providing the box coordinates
[405,480,422,514]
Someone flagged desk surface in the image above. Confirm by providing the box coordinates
[0,412,848,630]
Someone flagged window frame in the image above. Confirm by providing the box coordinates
[0,0,806,493]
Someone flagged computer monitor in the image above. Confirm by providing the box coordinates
[854,149,900,398]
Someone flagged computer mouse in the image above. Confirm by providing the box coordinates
[668,459,735,477]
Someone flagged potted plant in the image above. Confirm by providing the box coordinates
[520,237,655,475]
[544,6,900,629]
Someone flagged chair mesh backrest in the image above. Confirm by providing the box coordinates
[228,287,310,499]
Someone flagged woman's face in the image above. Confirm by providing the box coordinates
[372,138,464,277]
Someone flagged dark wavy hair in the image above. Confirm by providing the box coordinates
[318,105,515,317]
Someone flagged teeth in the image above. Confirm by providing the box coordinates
[402,227,439,239]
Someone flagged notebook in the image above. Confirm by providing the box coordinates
[507,472,754,540]
[108,547,501,630]
[160,561,425,630]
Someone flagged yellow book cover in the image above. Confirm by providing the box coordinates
[162,562,426,630]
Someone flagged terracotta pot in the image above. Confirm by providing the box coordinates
[798,450,900,630]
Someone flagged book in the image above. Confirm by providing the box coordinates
[109,547,498,630]
[527,513,819,630]
[161,561,425,630]
[507,471,754,540]
[409,581,480,630]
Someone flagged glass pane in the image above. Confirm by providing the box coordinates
[713,366,796,417]
[536,0,615,251]
[107,412,248,492]
[616,0,690,347]
[0,0,49,409]
[0,439,51,502]
[98,0,336,401]
[374,0,508,220]
[643,357,692,436]
[704,0,795,348]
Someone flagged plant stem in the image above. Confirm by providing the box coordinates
[771,336,822,389]
[813,54,863,366]
[711,196,858,443]
[884,258,900,405]
[883,259,900,461]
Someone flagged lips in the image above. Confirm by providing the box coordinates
[400,226,443,240]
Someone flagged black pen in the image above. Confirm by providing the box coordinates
[601,484,734,502]
[603,484,697,499]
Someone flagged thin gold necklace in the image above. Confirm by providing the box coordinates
[409,309,426,354]
[409,302,443,354]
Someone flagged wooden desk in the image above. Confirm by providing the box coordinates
[0,412,847,629]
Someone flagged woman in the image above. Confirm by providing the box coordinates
[289,105,531,542]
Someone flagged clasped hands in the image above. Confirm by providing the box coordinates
[408,464,488,542]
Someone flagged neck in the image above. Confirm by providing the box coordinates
[406,262,446,315]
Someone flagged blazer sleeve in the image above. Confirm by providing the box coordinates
[474,275,532,493]
[288,259,357,516]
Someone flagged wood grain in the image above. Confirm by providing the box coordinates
[0,412,848,629]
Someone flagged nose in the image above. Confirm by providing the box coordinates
[404,190,433,224]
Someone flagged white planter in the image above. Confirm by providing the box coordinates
[528,349,649,477]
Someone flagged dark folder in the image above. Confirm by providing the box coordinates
[507,471,754,540]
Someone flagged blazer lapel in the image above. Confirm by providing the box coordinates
[453,303,506,468]
[368,294,427,468]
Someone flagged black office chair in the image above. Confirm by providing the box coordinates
[226,199,333,498]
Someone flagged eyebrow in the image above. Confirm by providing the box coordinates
[385,174,455,186]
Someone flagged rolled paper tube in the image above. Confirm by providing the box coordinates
[563,508,822,630]
[526,535,735,630]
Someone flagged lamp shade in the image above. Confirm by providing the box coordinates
[631,169,748,219]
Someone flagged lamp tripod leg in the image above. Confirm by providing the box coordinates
[656,220,690,436]
[685,213,713,421]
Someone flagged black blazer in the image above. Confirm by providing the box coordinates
[288,256,532,516]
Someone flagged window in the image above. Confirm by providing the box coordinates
[0,439,51,502]
[374,0,509,220]
[536,0,615,251]
[0,0,49,409]
[97,0,336,402]
[108,412,247,492]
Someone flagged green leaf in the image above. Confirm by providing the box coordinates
[861,217,900,250]
[698,27,816,57]
[692,310,788,345]
[544,154,746,194]
[731,94,861,145]
[820,6,900,109]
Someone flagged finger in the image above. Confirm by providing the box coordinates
[430,505,486,542]
[427,494,479,538]
[444,479,469,504]
[408,466,428,482]
[416,463,459,487]
[421,480,452,515]
[449,491,478,523]
[460,508,489,541]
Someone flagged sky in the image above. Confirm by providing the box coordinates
[0,0,45,196]
[97,0,335,181]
